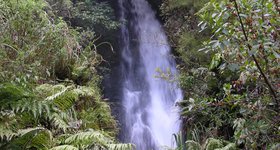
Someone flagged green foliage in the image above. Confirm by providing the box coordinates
[0,0,78,83]
[205,138,223,150]
[215,143,236,150]
[185,140,201,150]
[0,0,131,149]
[0,82,132,149]
[160,0,213,99]
[177,32,211,68]
[162,0,208,12]
[72,0,119,30]
[107,143,135,150]
[63,129,109,148]
[162,0,280,149]
[182,138,236,150]
[5,127,53,150]
[46,0,119,30]
[50,145,79,150]
[172,132,185,150]
[209,53,222,71]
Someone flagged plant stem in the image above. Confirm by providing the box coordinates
[233,0,278,106]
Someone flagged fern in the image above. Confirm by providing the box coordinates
[4,127,53,150]
[49,112,70,132]
[0,110,17,141]
[73,86,97,98]
[64,129,110,148]
[50,145,79,150]
[45,85,73,101]
[13,98,51,117]
[0,83,31,110]
[184,138,236,150]
[0,125,16,141]
[53,91,78,110]
[60,129,134,150]
[107,143,135,150]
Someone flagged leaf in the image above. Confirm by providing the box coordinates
[239,14,247,18]
[64,129,110,148]
[50,145,79,150]
[6,127,52,149]
[107,143,135,150]
[185,140,201,150]
[227,63,239,71]
[272,50,280,59]
[53,91,78,110]
[209,53,222,70]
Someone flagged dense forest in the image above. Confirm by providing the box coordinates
[0,0,279,150]
[160,0,279,149]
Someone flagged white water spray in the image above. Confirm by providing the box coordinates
[119,0,183,149]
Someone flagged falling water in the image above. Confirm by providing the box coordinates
[118,0,183,149]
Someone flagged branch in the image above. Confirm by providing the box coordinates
[233,0,278,106]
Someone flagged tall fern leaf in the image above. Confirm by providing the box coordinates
[50,145,79,150]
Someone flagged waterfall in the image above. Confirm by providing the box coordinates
[118,0,183,149]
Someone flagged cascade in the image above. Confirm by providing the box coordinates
[118,0,183,149]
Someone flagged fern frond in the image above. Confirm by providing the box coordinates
[16,127,43,135]
[12,98,51,117]
[39,84,78,111]
[73,86,96,97]
[0,125,16,141]
[49,113,70,132]
[6,127,53,149]
[45,85,73,101]
[107,143,135,150]
[64,129,110,148]
[53,91,78,110]
[0,83,31,110]
[50,145,79,150]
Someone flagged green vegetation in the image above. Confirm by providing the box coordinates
[1,0,279,149]
[0,0,133,149]
[161,0,279,149]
